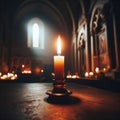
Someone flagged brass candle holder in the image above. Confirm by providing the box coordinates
[46,78,72,98]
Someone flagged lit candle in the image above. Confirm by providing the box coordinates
[95,67,99,74]
[54,36,64,80]
[46,36,72,96]
[85,72,89,78]
[103,67,106,72]
[89,72,94,78]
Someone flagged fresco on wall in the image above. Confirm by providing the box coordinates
[97,29,110,69]
[91,7,111,71]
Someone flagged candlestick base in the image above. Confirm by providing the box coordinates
[46,89,72,98]
[46,79,72,99]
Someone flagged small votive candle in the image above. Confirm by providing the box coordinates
[95,67,99,74]
[89,72,94,78]
[85,72,89,78]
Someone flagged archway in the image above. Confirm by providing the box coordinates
[90,7,110,72]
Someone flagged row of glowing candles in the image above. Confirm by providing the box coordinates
[0,69,43,80]
[0,70,32,80]
[66,67,107,79]
[0,72,18,80]
[21,64,32,74]
[21,65,44,74]
[0,65,32,80]
[85,67,107,78]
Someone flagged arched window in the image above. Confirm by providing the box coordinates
[27,18,44,49]
[32,23,39,47]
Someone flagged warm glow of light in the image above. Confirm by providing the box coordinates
[35,67,41,74]
[1,75,7,80]
[107,65,110,69]
[57,36,62,55]
[0,73,18,80]
[95,67,99,73]
[89,72,94,77]
[66,73,80,79]
[72,75,77,79]
[54,35,64,80]
[41,69,44,73]
[72,73,80,79]
[0,72,2,76]
[22,64,25,68]
[85,72,89,77]
[7,73,14,77]
[11,76,16,80]
[22,70,32,74]
[66,74,72,78]
[14,74,17,77]
[103,68,107,72]
[22,67,32,74]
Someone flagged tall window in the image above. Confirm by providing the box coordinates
[33,23,39,47]
[27,18,44,49]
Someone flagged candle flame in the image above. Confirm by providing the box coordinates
[95,67,99,73]
[57,36,61,55]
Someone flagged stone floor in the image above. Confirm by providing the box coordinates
[0,82,120,120]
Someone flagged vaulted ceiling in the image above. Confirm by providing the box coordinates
[0,0,86,38]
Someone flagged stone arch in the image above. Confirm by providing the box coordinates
[90,1,111,72]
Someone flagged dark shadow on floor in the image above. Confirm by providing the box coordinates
[67,78,120,93]
[44,96,81,105]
